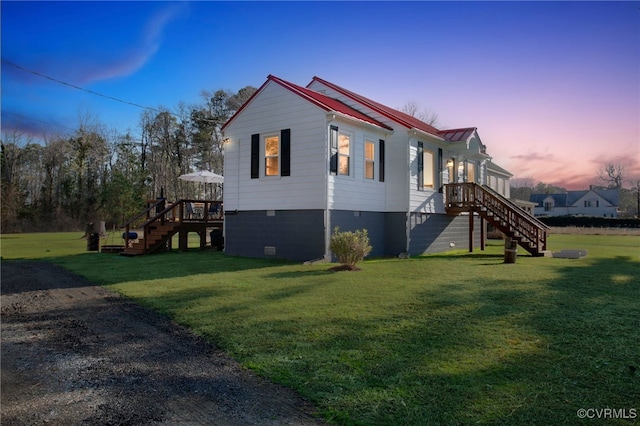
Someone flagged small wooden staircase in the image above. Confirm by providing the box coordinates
[122,222,181,256]
[120,199,223,256]
[445,183,549,256]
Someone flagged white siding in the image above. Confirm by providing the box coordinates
[572,192,618,217]
[408,137,449,213]
[223,81,327,211]
[326,117,400,211]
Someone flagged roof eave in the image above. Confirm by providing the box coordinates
[410,127,446,143]
[329,112,394,133]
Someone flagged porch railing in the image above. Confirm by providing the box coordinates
[122,199,223,254]
[445,183,548,255]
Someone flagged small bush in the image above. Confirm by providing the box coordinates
[329,227,372,270]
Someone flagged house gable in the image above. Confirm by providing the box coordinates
[223,75,391,133]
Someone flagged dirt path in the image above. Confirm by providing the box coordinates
[1,261,326,425]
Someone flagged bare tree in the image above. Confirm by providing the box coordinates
[597,162,625,189]
[400,101,440,127]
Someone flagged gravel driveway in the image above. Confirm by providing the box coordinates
[1,261,326,425]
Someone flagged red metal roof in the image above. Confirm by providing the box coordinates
[267,75,392,130]
[439,127,477,142]
[224,75,479,142]
[221,75,392,131]
[309,76,443,138]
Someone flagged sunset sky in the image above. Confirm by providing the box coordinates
[2,1,638,190]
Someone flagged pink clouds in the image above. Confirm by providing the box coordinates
[505,148,640,190]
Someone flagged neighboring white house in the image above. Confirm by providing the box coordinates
[530,189,619,217]
[486,161,512,199]
[221,75,512,261]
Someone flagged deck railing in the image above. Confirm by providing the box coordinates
[122,199,223,253]
[445,183,548,254]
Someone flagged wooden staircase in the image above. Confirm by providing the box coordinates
[121,199,223,256]
[122,222,181,256]
[445,183,549,256]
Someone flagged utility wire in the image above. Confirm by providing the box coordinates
[2,58,165,114]
[2,59,220,124]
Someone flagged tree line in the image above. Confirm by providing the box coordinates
[3,92,638,233]
[1,87,256,232]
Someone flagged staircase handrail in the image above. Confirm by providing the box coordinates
[445,182,548,254]
[121,199,165,228]
[122,199,167,251]
[478,184,549,230]
[473,183,548,254]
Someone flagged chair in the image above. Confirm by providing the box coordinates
[185,202,195,219]
[208,203,220,219]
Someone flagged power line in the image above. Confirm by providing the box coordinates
[2,58,165,114]
[2,59,221,125]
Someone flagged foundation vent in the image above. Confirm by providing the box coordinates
[264,246,276,256]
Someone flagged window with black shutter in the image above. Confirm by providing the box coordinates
[329,125,338,174]
[379,139,385,182]
[417,141,424,190]
[251,133,259,178]
[438,148,443,192]
[281,129,290,177]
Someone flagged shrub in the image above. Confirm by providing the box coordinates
[329,227,372,270]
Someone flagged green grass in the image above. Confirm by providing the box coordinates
[2,232,639,425]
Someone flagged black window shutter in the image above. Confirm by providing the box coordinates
[329,125,338,175]
[417,142,424,190]
[251,133,259,179]
[437,147,443,192]
[379,139,385,182]
[281,129,290,177]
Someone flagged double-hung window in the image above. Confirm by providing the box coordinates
[338,133,350,176]
[265,135,279,176]
[251,129,290,178]
[364,140,375,179]
[417,142,435,190]
[423,150,434,188]
[466,161,475,183]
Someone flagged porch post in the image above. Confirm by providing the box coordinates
[469,208,474,253]
[480,216,486,251]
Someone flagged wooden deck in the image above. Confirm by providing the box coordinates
[119,199,223,256]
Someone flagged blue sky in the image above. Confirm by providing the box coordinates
[2,1,638,189]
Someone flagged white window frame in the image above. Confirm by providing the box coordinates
[264,133,280,177]
[338,132,351,176]
[364,140,375,180]
[423,149,435,189]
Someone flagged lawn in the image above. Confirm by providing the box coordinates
[2,232,639,424]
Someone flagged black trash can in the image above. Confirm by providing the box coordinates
[210,229,224,250]
[87,233,100,251]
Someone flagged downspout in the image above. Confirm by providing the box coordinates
[324,115,335,260]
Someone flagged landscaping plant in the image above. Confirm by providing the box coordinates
[329,227,372,270]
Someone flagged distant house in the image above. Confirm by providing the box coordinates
[530,188,619,217]
[486,161,512,199]
[221,75,517,261]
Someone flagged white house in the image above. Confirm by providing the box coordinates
[221,75,512,261]
[531,189,619,217]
